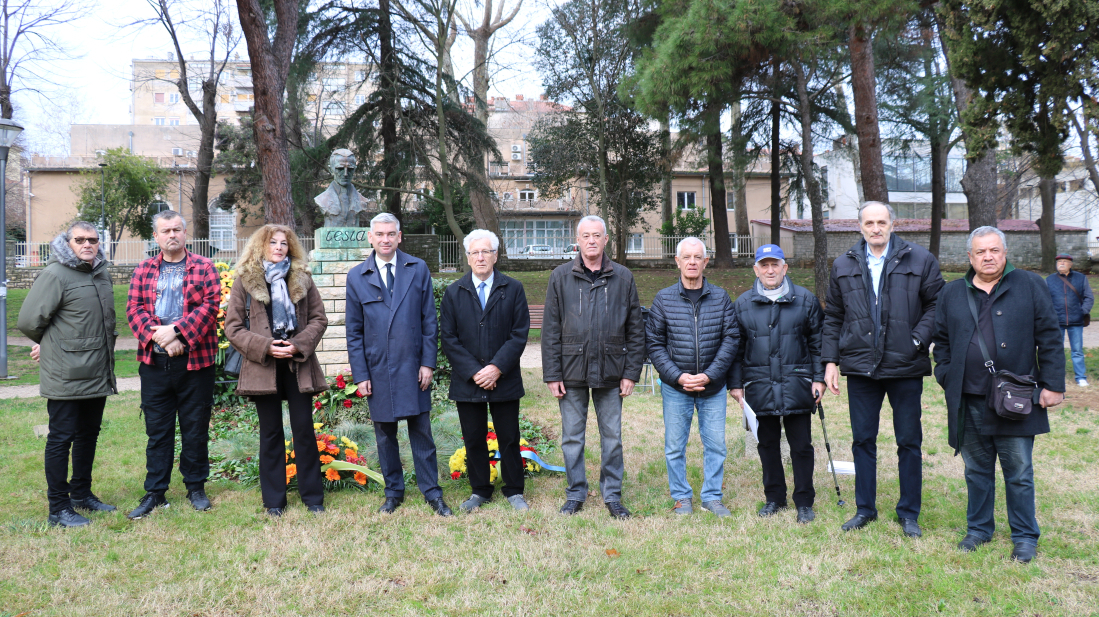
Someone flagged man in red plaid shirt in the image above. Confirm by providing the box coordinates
[125,211,221,519]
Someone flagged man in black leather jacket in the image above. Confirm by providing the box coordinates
[646,237,739,518]
[822,202,944,538]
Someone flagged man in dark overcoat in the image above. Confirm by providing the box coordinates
[346,212,452,516]
[932,226,1064,563]
[440,229,531,512]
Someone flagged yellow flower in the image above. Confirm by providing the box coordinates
[284,440,291,447]
[313,423,323,430]
[519,438,529,446]
[487,422,495,430]
[489,464,498,483]
[486,439,499,451]
[218,341,230,349]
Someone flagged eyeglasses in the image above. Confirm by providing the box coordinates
[466,250,497,257]
[72,237,100,245]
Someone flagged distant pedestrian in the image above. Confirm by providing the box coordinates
[542,215,645,519]
[18,223,118,528]
[1046,253,1093,387]
[440,229,531,513]
[932,226,1065,563]
[225,225,329,517]
[125,211,220,519]
[729,245,824,524]
[646,237,739,517]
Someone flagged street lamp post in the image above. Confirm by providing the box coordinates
[0,117,25,379]
[99,162,107,259]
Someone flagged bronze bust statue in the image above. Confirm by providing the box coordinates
[316,148,368,227]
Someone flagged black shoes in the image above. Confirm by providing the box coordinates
[187,488,212,511]
[308,505,326,514]
[841,513,877,531]
[605,501,632,519]
[427,497,453,517]
[958,534,990,553]
[48,508,90,528]
[127,492,169,520]
[266,507,284,517]
[1011,542,1037,563]
[758,502,788,517]
[899,518,922,538]
[378,496,404,514]
[796,507,816,524]
[559,500,584,515]
[71,494,116,512]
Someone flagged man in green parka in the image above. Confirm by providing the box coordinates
[18,221,117,528]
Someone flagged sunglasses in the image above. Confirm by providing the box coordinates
[72,237,100,245]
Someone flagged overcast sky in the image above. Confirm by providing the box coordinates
[16,0,544,156]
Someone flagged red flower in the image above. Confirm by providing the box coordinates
[489,459,498,466]
[355,389,364,398]
[520,446,534,452]
[343,399,353,408]
[486,432,498,440]
[335,375,346,387]
[314,400,322,410]
[450,471,461,480]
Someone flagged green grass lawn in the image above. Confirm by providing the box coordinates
[1,368,1097,614]
[0,347,140,387]
[6,285,134,339]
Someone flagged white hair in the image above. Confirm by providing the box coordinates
[370,212,401,231]
[463,229,500,252]
[577,215,607,236]
[676,236,707,257]
[858,201,896,224]
[967,225,1007,252]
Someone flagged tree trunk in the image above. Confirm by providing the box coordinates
[660,118,673,230]
[792,59,827,303]
[705,103,733,268]
[848,23,888,204]
[929,138,946,258]
[1072,113,1099,205]
[378,0,403,223]
[189,81,219,243]
[1037,176,1057,272]
[770,71,781,246]
[236,0,297,226]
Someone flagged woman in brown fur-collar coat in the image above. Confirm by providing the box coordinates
[225,225,328,516]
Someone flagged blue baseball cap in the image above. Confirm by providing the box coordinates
[754,244,785,263]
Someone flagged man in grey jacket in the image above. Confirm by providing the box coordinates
[646,237,739,517]
[18,222,118,528]
[542,215,645,519]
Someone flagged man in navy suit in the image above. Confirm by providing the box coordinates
[346,212,452,516]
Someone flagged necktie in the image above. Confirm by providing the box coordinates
[478,281,487,310]
[386,263,394,296]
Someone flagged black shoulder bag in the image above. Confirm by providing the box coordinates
[966,288,1036,421]
[223,291,251,378]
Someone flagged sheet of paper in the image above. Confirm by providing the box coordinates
[828,461,856,475]
[742,399,759,441]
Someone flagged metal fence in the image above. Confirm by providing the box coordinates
[11,236,316,267]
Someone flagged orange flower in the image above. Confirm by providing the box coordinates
[286,464,297,484]
[325,468,341,481]
[290,450,295,460]
[354,472,367,485]
[325,443,339,455]
[316,440,326,452]
[285,452,288,463]
[319,454,335,464]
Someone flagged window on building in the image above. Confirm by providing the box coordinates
[323,77,346,90]
[209,206,237,250]
[323,101,345,115]
[153,117,166,126]
[726,191,736,212]
[168,92,180,104]
[355,70,366,81]
[519,190,536,202]
[154,92,165,103]
[677,191,696,210]
[170,69,179,79]
[627,233,645,254]
[307,94,317,102]
[500,220,570,253]
[168,117,179,126]
[354,94,366,105]
[155,69,167,79]
[220,94,230,103]
[172,148,183,156]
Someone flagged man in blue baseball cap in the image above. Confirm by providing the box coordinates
[728,243,824,523]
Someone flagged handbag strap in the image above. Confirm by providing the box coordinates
[965,287,996,374]
[1062,276,1084,302]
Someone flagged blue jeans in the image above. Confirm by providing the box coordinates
[662,386,728,503]
[846,375,924,520]
[1062,326,1086,382]
[959,395,1039,546]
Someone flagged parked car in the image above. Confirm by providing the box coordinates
[515,244,557,259]
[563,243,580,259]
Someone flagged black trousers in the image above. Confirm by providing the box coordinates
[253,360,324,509]
[457,400,524,499]
[374,411,442,501]
[45,397,106,514]
[138,353,214,494]
[757,413,816,508]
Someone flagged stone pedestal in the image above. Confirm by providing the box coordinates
[310,227,373,377]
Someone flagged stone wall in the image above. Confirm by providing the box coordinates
[5,264,138,289]
[789,230,1089,270]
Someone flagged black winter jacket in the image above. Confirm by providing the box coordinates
[728,278,824,416]
[822,236,943,379]
[541,255,645,388]
[645,279,739,397]
[440,270,530,402]
[932,265,1065,453]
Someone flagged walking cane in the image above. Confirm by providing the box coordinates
[816,401,846,506]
